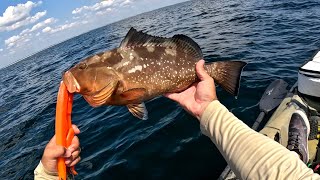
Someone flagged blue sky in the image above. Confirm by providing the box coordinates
[0,0,187,68]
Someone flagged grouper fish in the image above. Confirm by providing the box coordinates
[63,27,247,120]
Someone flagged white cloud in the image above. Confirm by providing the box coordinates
[72,0,114,14]
[20,28,30,35]
[82,20,89,24]
[0,1,42,26]
[0,49,3,52]
[50,22,76,33]
[42,20,88,34]
[0,1,44,32]
[96,8,112,16]
[72,16,80,20]
[23,38,30,43]
[5,35,21,48]
[30,22,43,32]
[2,16,54,50]
[3,17,50,49]
[30,17,56,32]
[52,22,77,32]
[42,26,51,33]
[1,10,46,32]
[18,16,55,37]
[120,0,132,7]
[44,18,56,24]
[71,0,134,25]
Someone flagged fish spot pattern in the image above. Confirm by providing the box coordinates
[147,46,155,52]
[165,48,176,56]
[128,65,143,73]
[129,53,134,60]
[116,45,198,96]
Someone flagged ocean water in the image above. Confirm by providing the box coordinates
[1,0,320,179]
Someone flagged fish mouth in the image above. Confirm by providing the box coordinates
[63,71,113,106]
[63,71,81,93]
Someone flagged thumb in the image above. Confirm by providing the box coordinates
[196,60,210,81]
[46,136,67,158]
[43,144,68,161]
[50,146,67,158]
[164,93,180,102]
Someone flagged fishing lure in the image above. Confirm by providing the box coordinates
[55,81,77,180]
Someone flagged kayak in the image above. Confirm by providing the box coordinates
[219,50,320,179]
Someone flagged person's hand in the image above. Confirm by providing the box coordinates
[41,125,81,173]
[165,60,217,120]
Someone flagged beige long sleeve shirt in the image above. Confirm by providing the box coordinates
[34,161,58,180]
[200,100,320,179]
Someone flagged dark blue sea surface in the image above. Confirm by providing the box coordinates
[1,0,320,179]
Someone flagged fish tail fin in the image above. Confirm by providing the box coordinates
[205,61,247,96]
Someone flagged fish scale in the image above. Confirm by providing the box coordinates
[118,46,192,91]
[63,27,247,120]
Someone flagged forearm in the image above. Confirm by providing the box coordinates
[200,100,319,179]
[34,161,58,180]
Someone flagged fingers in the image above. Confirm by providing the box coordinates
[65,135,81,166]
[65,147,81,166]
[196,60,211,81]
[68,136,80,152]
[72,124,80,135]
[68,156,81,167]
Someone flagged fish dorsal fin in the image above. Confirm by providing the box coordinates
[120,27,203,59]
[127,103,148,120]
[120,27,168,48]
[172,34,203,59]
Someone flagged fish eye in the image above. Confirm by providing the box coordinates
[78,63,87,70]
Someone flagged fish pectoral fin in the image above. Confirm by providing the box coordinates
[127,103,148,120]
[121,88,148,120]
[120,88,147,101]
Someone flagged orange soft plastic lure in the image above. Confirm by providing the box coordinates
[55,81,77,180]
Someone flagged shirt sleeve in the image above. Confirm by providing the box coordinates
[200,100,320,179]
[34,161,58,180]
